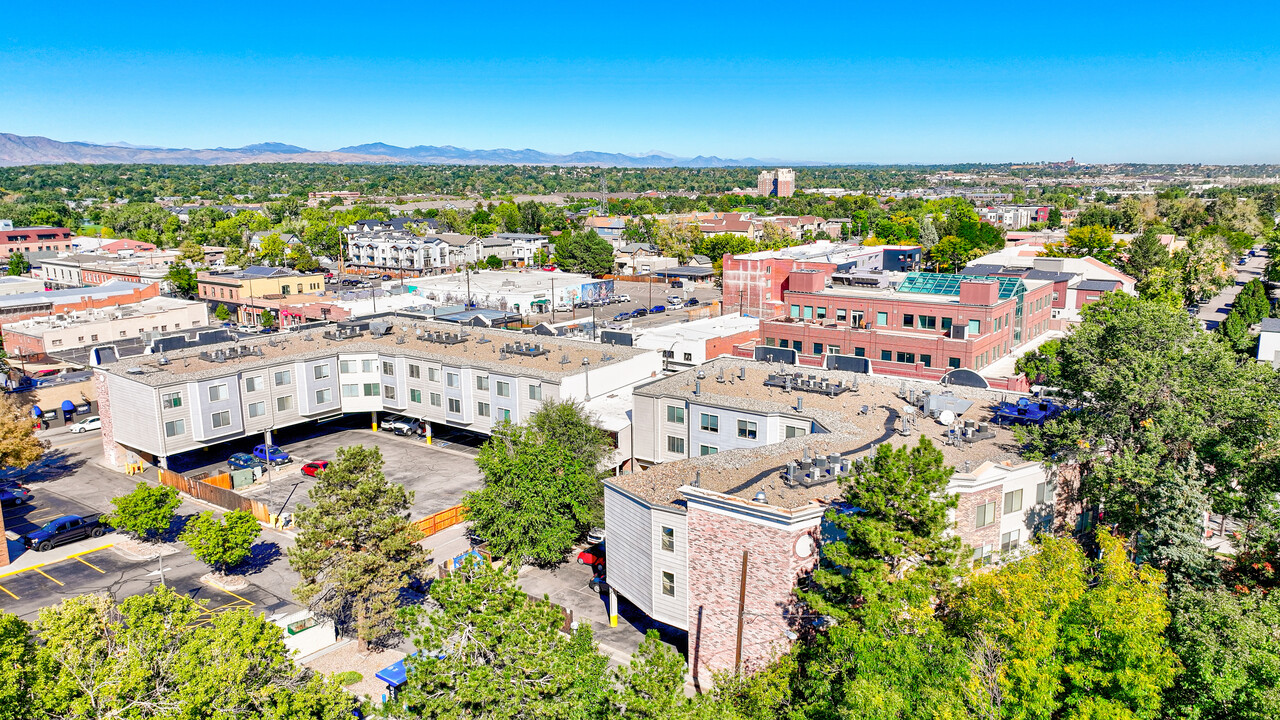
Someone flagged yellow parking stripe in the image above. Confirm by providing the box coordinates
[34,568,63,586]
[74,556,105,573]
[0,585,16,600]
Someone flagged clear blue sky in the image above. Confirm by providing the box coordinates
[3,2,1279,164]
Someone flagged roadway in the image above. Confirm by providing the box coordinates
[1195,247,1267,330]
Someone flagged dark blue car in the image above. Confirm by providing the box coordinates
[253,444,291,464]
[24,514,108,551]
[650,305,666,314]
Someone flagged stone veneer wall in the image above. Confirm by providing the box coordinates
[686,505,818,678]
[954,485,1002,553]
[95,372,126,469]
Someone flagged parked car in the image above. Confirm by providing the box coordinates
[67,416,102,434]
[574,300,591,309]
[553,303,572,313]
[650,305,666,314]
[613,293,631,303]
[685,297,700,306]
[0,486,31,506]
[667,295,683,306]
[588,570,608,594]
[577,544,605,566]
[1238,257,1249,265]
[612,311,632,321]
[301,460,329,477]
[31,369,61,378]
[258,327,277,334]
[324,272,335,279]
[228,453,265,471]
[629,308,648,319]
[381,274,392,281]
[254,444,291,464]
[24,514,108,551]
[380,415,416,436]
[586,527,606,545]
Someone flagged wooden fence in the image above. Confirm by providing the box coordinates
[412,505,466,538]
[157,468,273,523]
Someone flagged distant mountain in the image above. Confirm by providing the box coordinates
[0,132,825,168]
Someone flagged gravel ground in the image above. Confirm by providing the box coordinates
[305,642,405,706]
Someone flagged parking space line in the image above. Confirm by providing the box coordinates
[0,585,16,600]
[74,556,105,573]
[0,544,115,580]
[34,568,63,586]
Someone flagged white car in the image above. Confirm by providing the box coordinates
[667,295,684,306]
[613,294,631,303]
[68,416,102,434]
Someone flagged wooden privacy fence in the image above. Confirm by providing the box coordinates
[157,468,273,523]
[412,505,466,538]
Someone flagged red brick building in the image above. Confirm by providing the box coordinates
[752,270,1054,383]
[0,226,75,260]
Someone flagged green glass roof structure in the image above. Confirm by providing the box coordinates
[897,272,1025,300]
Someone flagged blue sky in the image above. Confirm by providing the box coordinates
[3,2,1279,164]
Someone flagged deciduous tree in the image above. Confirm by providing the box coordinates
[0,394,45,470]
[180,509,261,575]
[104,482,179,542]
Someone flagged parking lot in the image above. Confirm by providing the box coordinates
[169,422,482,522]
[2,484,98,538]
[540,278,722,331]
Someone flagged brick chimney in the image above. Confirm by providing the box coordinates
[958,278,999,306]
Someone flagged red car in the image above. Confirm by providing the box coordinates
[301,461,329,477]
[577,544,605,567]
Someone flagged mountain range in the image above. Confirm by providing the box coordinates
[0,133,823,168]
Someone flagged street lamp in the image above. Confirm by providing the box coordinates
[581,357,591,401]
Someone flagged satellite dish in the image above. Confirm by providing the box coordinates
[938,410,956,426]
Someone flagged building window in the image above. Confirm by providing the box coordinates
[1001,530,1021,553]
[446,373,459,388]
[815,306,826,319]
[313,364,330,380]
[51,339,63,347]
[738,420,757,439]
[274,370,291,386]
[383,385,396,400]
[211,410,232,429]
[828,345,841,355]
[502,408,511,422]
[362,359,376,372]
[340,360,357,374]
[161,392,182,409]
[363,383,379,396]
[896,351,915,364]
[667,436,685,454]
[803,306,813,320]
[409,364,420,379]
[918,315,936,330]
[277,395,293,412]
[903,313,914,327]
[496,381,510,397]
[477,401,490,417]
[836,308,847,322]
[880,350,892,361]
[1036,481,1050,505]
[968,319,981,336]
[208,384,228,402]
[667,406,685,424]
[779,339,789,349]
[428,367,439,382]
[431,392,442,407]
[683,352,693,362]
[1004,489,1023,515]
[921,354,932,368]
[382,361,394,376]
[341,384,359,398]
[661,571,675,597]
[447,398,461,413]
[790,304,800,318]
[164,419,185,437]
[942,317,953,332]
[248,401,266,418]
[661,527,674,552]
[813,343,824,355]
[786,425,807,438]
[529,384,542,401]
[700,445,718,456]
[976,501,997,529]
[854,347,865,357]
[949,357,961,369]
[972,544,994,567]
[476,376,489,391]
[699,413,718,432]
[410,389,422,403]
[315,388,332,404]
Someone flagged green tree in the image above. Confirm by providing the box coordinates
[484,254,503,270]
[177,240,205,263]
[1175,233,1235,305]
[287,243,321,272]
[918,217,939,248]
[257,233,288,266]
[179,510,261,574]
[0,613,34,719]
[798,437,961,625]
[1124,228,1170,279]
[554,229,614,276]
[0,394,45,470]
[1047,206,1063,228]
[1015,337,1062,386]
[6,253,29,276]
[301,221,343,260]
[1042,225,1126,266]
[465,401,608,564]
[31,586,354,719]
[259,309,276,328]
[288,445,428,649]
[389,558,609,720]
[610,630,694,719]
[165,264,198,297]
[1167,589,1280,720]
[214,303,232,322]
[104,482,180,542]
